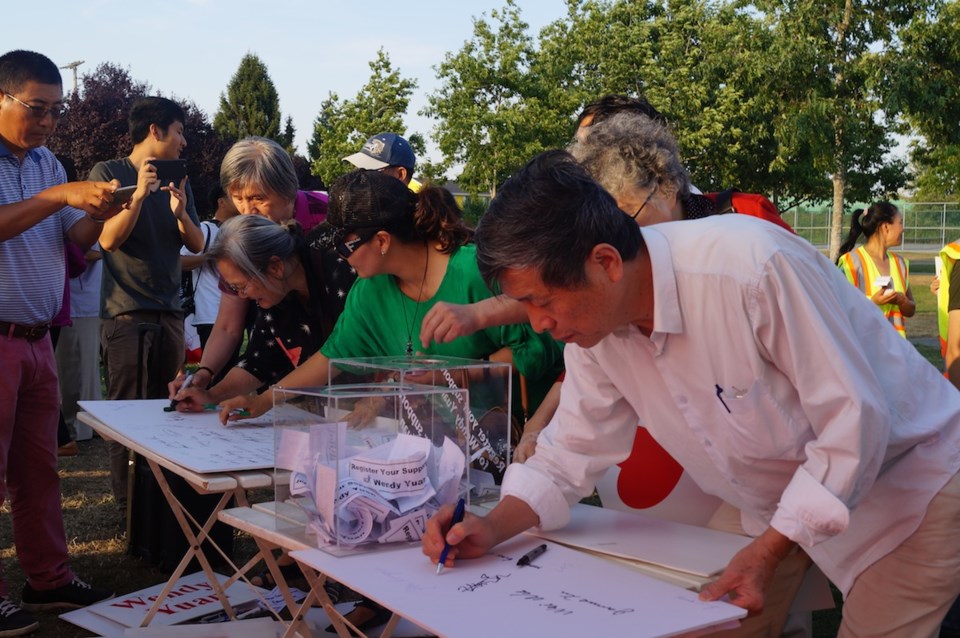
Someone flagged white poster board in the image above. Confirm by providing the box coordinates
[79,400,274,473]
[528,503,751,578]
[291,536,745,638]
[61,572,263,633]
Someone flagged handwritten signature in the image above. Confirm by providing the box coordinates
[457,573,511,593]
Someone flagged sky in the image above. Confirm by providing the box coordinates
[7,1,568,164]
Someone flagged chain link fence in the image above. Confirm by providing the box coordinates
[784,202,960,252]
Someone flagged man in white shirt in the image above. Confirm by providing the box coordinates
[423,151,960,636]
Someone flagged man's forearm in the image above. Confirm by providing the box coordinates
[485,495,542,546]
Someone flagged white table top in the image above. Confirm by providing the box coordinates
[290,535,746,638]
[78,404,274,494]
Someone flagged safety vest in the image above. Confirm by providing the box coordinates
[938,242,960,358]
[838,246,909,338]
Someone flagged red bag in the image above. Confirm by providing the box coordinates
[703,189,795,234]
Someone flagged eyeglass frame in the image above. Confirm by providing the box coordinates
[2,91,65,120]
[629,185,658,221]
[226,279,253,296]
[335,227,382,259]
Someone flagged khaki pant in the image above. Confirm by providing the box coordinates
[840,471,960,638]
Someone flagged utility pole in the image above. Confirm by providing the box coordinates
[59,60,84,95]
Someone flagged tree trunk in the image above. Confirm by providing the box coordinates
[830,168,845,263]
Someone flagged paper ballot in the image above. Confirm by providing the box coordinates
[277,428,465,548]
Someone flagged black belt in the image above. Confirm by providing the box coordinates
[0,320,50,341]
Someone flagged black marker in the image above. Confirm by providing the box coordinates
[164,372,194,412]
[517,543,547,567]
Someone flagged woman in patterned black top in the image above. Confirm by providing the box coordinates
[171,214,355,411]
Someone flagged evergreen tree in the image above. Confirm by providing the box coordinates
[214,53,284,142]
[279,115,296,152]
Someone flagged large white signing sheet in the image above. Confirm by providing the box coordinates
[79,400,274,473]
[291,536,746,638]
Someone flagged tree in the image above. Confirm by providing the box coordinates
[214,53,284,143]
[180,102,235,216]
[889,0,960,199]
[308,49,419,187]
[47,63,150,178]
[279,115,296,152]
[752,0,923,260]
[430,0,811,201]
[425,1,571,196]
[538,0,796,197]
[47,63,233,217]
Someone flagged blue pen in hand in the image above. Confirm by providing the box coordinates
[436,497,466,575]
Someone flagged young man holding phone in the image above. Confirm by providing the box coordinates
[90,97,203,513]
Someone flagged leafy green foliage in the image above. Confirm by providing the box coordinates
[308,50,418,186]
[424,0,573,196]
[540,0,788,195]
[911,143,960,200]
[213,54,284,143]
[750,0,926,258]
[888,0,960,199]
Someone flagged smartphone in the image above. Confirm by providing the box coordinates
[110,184,137,205]
[150,159,188,184]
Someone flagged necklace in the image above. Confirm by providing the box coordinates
[400,248,429,356]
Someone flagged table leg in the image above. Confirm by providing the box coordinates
[138,458,240,626]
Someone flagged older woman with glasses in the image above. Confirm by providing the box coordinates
[171,214,353,411]
[168,137,335,397]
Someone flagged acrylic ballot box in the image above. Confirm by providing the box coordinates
[327,355,513,503]
[272,383,470,556]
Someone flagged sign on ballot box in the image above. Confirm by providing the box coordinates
[327,355,513,504]
[272,379,472,556]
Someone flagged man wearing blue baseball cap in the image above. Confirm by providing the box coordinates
[343,132,417,188]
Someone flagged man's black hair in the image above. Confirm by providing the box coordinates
[128,96,185,145]
[0,50,62,94]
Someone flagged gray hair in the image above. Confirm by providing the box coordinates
[219,137,299,203]
[568,111,690,203]
[475,151,642,290]
[207,214,304,290]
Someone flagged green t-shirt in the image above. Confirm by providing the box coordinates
[322,244,563,414]
[90,158,199,318]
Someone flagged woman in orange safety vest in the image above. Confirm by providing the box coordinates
[838,202,916,338]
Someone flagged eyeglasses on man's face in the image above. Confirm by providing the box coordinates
[2,92,65,120]
[335,228,380,259]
